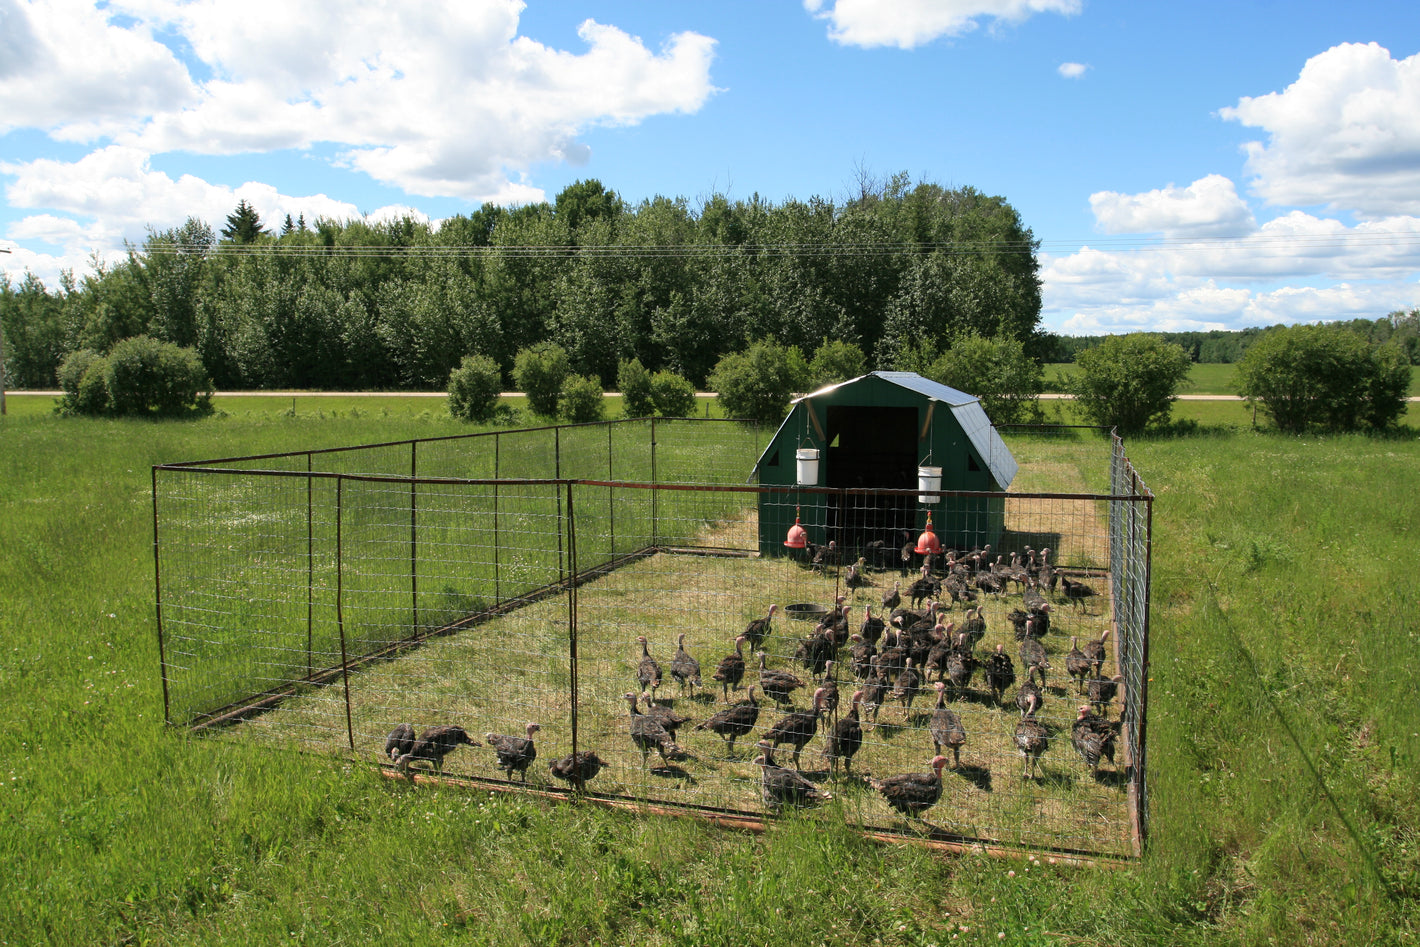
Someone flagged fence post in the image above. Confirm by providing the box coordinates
[307,452,314,679]
[410,441,419,638]
[566,481,580,787]
[650,416,658,546]
[151,466,172,725]
[494,432,501,605]
[336,478,356,753]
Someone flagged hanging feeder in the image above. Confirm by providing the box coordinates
[914,511,943,556]
[917,464,942,504]
[784,507,808,549]
[795,448,820,486]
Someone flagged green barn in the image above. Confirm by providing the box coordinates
[751,371,1018,559]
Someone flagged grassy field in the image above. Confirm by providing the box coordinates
[1045,362,1419,398]
[1,394,1416,945]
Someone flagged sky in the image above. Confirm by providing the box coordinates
[1,0,1418,335]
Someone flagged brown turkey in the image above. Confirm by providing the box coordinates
[1083,629,1111,677]
[396,725,481,775]
[1087,673,1123,714]
[983,644,1016,706]
[1071,705,1119,776]
[929,681,967,768]
[712,635,748,700]
[869,755,950,820]
[761,687,826,770]
[670,632,701,696]
[639,693,692,737]
[1019,620,1050,688]
[1061,575,1100,612]
[623,693,688,766]
[548,750,607,788]
[384,722,416,762]
[756,651,805,707]
[1065,636,1091,693]
[821,689,864,776]
[635,635,662,694]
[743,604,778,652]
[694,684,761,754]
[753,742,831,811]
[1013,691,1049,780]
[485,721,541,781]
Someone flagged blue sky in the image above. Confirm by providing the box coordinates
[1,0,1417,333]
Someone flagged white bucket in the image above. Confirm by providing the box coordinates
[917,465,942,504]
[796,448,820,486]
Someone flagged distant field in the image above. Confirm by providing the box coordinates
[1046,361,1418,397]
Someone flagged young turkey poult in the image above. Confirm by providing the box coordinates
[548,750,608,788]
[753,742,831,811]
[983,644,1016,706]
[821,689,864,777]
[743,605,778,652]
[869,755,950,821]
[485,721,541,781]
[761,687,827,770]
[635,636,662,695]
[1071,705,1120,777]
[623,693,689,767]
[384,723,416,763]
[670,632,701,697]
[929,681,967,768]
[396,725,482,775]
[712,635,748,701]
[694,684,761,755]
[1013,689,1049,780]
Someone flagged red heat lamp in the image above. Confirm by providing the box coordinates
[784,507,808,549]
[914,512,943,556]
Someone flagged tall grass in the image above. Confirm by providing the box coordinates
[0,395,1415,945]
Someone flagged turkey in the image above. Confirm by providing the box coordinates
[822,690,864,777]
[670,633,701,696]
[639,693,692,737]
[396,725,482,775]
[811,539,841,574]
[1006,608,1046,641]
[1013,690,1049,780]
[1061,575,1100,612]
[1015,680,1045,718]
[485,721,541,781]
[958,606,987,649]
[712,635,748,701]
[859,669,889,723]
[756,651,806,707]
[891,657,922,712]
[845,557,869,596]
[694,685,761,755]
[635,636,662,694]
[848,633,877,681]
[624,693,689,766]
[1065,636,1091,693]
[982,644,1017,706]
[929,681,967,768]
[869,755,950,820]
[909,567,942,608]
[793,626,835,680]
[1019,620,1050,688]
[762,687,827,769]
[1087,673,1123,714]
[753,742,831,811]
[859,604,887,647]
[743,604,778,652]
[943,634,977,698]
[881,582,901,615]
[1071,705,1119,776]
[1022,580,1050,617]
[820,660,841,718]
[548,750,607,788]
[384,722,416,762]
[1083,629,1111,678]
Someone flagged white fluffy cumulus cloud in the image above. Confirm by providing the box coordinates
[804,0,1079,49]
[0,0,719,202]
[1089,174,1256,238]
[1219,42,1420,218]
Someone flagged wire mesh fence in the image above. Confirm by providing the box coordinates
[154,419,1151,858]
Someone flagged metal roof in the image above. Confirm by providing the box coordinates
[755,371,1018,489]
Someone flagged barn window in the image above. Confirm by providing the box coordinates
[767,449,779,467]
[967,453,981,472]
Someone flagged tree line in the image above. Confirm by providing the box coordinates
[0,174,1045,391]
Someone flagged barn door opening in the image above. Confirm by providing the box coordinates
[824,405,918,552]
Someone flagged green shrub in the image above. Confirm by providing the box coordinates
[57,349,108,415]
[559,373,605,422]
[709,339,801,424]
[923,333,1044,425]
[447,354,503,423]
[1065,334,1192,435]
[513,342,570,417]
[807,339,866,390]
[618,357,654,418]
[102,335,212,417]
[1236,324,1410,433]
[649,370,697,417]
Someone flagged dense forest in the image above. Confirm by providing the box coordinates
[0,175,1046,390]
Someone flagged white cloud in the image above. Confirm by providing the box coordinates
[1089,175,1256,238]
[804,0,1079,50]
[0,2,720,201]
[1057,62,1088,79]
[1219,42,1420,218]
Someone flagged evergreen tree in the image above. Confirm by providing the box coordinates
[221,200,267,244]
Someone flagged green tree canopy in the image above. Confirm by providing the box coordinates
[1066,334,1192,435]
[221,200,267,244]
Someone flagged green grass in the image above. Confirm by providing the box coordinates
[1,397,1416,945]
[1046,362,1418,398]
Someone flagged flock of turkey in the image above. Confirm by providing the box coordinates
[384,542,1127,831]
